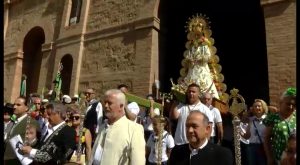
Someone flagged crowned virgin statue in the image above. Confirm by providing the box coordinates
[172,14,228,101]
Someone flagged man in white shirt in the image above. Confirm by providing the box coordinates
[169,83,213,145]
[118,84,140,122]
[89,89,145,165]
[200,92,223,144]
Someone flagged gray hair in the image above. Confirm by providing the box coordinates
[253,99,268,114]
[105,89,126,106]
[188,111,210,126]
[46,102,67,120]
[200,92,212,99]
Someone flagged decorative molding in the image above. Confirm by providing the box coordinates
[261,0,292,6]
[55,34,83,48]
[4,0,11,5]
[53,16,159,49]
[42,42,54,52]
[4,0,24,5]
[4,49,24,61]
[85,16,159,42]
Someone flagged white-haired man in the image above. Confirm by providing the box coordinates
[89,89,145,165]
[200,92,223,144]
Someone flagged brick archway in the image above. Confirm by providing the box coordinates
[22,26,45,96]
[60,54,73,95]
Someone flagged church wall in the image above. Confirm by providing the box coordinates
[54,41,81,97]
[4,0,72,102]
[4,51,23,102]
[4,0,295,106]
[37,44,56,97]
[75,0,160,99]
[262,1,296,106]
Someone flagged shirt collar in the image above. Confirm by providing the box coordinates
[189,138,208,156]
[105,115,126,128]
[52,121,66,131]
[16,114,28,123]
[254,114,266,120]
[89,99,97,105]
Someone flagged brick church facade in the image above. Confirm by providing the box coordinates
[4,0,295,107]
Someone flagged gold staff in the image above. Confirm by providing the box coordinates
[227,88,246,165]
[156,94,166,165]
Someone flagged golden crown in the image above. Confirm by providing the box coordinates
[185,14,210,32]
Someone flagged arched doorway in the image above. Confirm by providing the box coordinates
[158,0,269,105]
[22,26,45,95]
[60,54,73,95]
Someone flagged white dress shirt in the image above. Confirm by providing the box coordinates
[190,138,208,156]
[174,102,213,145]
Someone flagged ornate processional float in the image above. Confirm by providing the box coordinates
[170,14,229,112]
[169,14,248,165]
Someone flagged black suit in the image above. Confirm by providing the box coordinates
[83,101,100,142]
[4,115,39,165]
[33,122,76,165]
[169,142,233,165]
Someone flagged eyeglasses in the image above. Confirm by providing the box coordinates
[71,116,80,120]
[34,103,41,105]
[85,92,94,95]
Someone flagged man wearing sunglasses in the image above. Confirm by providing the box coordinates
[83,88,103,144]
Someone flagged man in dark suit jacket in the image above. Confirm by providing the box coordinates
[4,96,39,165]
[83,88,103,143]
[21,102,76,165]
[169,111,233,165]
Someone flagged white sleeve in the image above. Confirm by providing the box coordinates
[95,102,103,133]
[96,102,103,122]
[29,148,38,158]
[176,103,185,114]
[204,106,214,123]
[214,108,222,123]
[127,102,140,115]
[167,134,175,149]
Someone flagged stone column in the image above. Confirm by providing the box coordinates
[10,49,24,102]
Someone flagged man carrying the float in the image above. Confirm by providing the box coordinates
[169,14,228,146]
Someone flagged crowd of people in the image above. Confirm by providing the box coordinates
[3,84,296,165]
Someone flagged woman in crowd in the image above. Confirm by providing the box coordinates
[69,107,92,164]
[263,87,296,165]
[241,99,268,165]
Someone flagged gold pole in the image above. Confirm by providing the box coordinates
[156,94,165,165]
[227,88,246,165]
